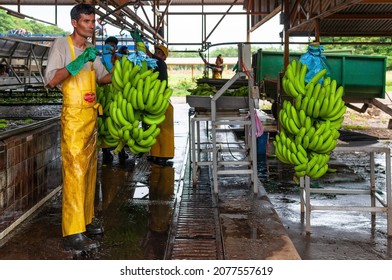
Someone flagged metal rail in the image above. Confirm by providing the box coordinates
[300,142,392,237]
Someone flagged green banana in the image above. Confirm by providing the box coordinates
[126,102,135,122]
[312,99,321,118]
[311,164,329,179]
[143,75,151,103]
[299,109,306,127]
[143,113,166,125]
[306,97,315,117]
[309,68,327,85]
[295,94,303,111]
[308,134,320,150]
[116,108,131,126]
[290,105,301,129]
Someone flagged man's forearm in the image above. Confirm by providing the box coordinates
[98,73,112,86]
[46,67,70,88]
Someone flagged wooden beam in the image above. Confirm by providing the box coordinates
[370,99,392,118]
[287,0,364,34]
[249,5,281,33]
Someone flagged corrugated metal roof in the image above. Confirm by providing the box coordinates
[287,2,392,37]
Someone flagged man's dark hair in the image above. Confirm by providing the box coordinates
[105,36,119,45]
[118,46,128,55]
[70,3,95,21]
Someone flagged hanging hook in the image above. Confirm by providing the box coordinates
[134,3,140,13]
[119,28,125,36]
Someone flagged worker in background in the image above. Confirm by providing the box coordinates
[100,36,129,163]
[45,3,111,252]
[213,54,224,79]
[131,30,174,165]
[148,44,174,165]
[118,45,129,56]
[100,36,119,72]
[199,53,224,79]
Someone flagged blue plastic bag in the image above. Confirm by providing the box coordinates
[300,45,330,84]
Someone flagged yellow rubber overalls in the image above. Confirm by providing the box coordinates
[213,71,222,79]
[150,103,175,158]
[61,36,100,237]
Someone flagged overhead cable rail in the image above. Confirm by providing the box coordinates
[0,37,49,91]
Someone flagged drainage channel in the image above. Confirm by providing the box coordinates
[165,164,224,260]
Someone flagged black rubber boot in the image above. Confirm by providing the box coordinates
[63,233,99,251]
[118,149,129,162]
[86,219,104,235]
[102,148,113,164]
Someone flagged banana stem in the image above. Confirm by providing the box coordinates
[113,141,125,154]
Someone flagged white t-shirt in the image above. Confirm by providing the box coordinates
[45,36,108,89]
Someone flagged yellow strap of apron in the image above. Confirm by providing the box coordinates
[94,103,103,116]
[67,36,93,70]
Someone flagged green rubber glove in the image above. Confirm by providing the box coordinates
[66,47,97,76]
[131,29,146,53]
[131,29,143,43]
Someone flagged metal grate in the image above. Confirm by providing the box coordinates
[166,166,224,259]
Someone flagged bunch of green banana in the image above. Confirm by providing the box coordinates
[97,56,173,155]
[274,59,347,181]
[273,130,308,176]
[294,75,346,122]
[282,59,309,98]
[0,118,8,129]
[273,129,331,179]
[188,83,217,96]
[225,86,248,97]
[189,84,248,97]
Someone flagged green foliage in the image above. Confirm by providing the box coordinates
[170,77,196,96]
[0,10,67,35]
[169,51,199,58]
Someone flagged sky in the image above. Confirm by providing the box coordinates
[4,4,308,51]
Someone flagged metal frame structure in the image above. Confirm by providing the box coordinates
[1,1,391,47]
[300,142,392,237]
[0,0,282,51]
[0,37,49,90]
[189,44,259,194]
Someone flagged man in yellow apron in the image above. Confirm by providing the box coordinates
[45,3,112,251]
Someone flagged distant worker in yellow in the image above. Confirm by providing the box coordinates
[213,54,224,79]
[148,44,174,165]
[199,52,224,79]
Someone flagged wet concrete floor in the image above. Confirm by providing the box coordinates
[0,97,391,260]
[258,146,392,260]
